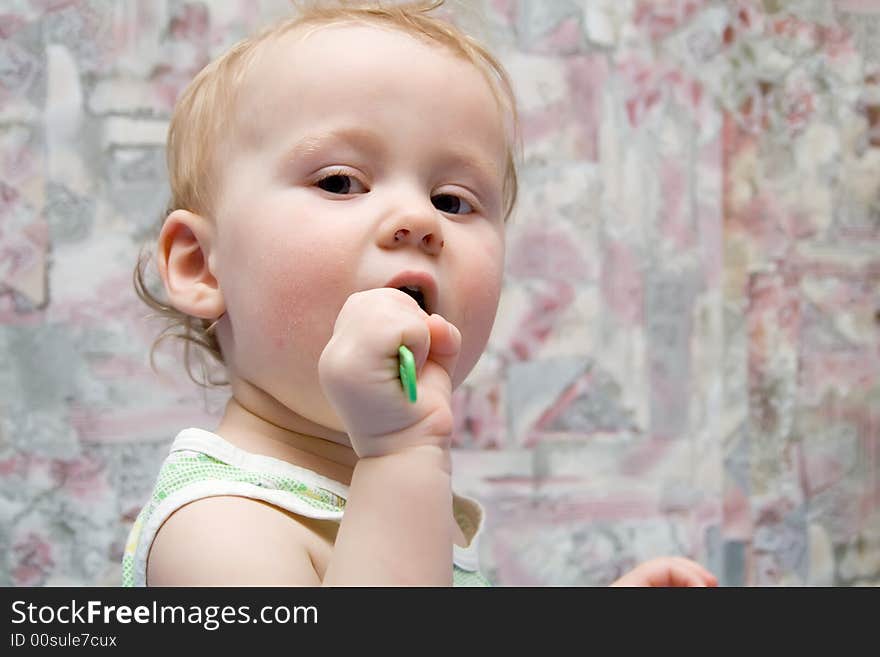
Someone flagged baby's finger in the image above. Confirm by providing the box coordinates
[670,557,718,586]
[610,557,718,587]
[386,290,432,368]
[666,565,708,587]
[422,314,461,383]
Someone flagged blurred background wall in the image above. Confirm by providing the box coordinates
[0,0,877,586]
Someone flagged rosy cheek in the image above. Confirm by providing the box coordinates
[264,272,305,346]
[454,273,503,386]
[259,264,336,354]
[264,235,357,351]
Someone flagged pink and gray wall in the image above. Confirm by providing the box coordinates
[0,0,877,586]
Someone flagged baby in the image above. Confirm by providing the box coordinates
[124,0,716,587]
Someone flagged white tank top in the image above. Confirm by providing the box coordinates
[122,428,490,586]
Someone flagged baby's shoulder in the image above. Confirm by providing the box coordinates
[147,495,326,585]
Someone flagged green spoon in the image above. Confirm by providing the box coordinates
[398,345,417,403]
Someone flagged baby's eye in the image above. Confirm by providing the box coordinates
[431,193,472,215]
[316,174,367,195]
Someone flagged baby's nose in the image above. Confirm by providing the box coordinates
[380,202,445,255]
[392,228,444,254]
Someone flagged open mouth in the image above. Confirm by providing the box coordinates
[397,285,427,312]
[385,271,437,315]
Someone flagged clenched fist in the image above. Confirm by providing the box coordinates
[318,288,462,459]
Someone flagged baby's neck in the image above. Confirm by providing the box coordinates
[215,396,357,486]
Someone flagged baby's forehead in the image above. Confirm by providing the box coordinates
[246,21,490,90]
[231,21,508,147]
[244,20,505,108]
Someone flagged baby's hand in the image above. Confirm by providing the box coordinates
[610,557,718,587]
[318,288,461,459]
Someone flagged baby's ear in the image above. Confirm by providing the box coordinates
[157,209,225,319]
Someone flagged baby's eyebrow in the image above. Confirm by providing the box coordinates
[285,127,386,163]
[438,149,502,192]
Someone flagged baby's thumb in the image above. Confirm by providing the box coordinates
[422,314,461,385]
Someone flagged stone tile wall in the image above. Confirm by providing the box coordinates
[1,0,877,586]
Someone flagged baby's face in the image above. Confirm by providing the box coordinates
[209,23,508,432]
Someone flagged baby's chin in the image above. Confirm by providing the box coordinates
[227,374,344,439]
[282,398,351,443]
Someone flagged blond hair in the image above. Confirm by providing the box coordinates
[135,0,520,386]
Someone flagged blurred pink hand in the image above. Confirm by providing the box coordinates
[610,557,718,587]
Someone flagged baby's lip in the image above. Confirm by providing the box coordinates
[384,270,438,315]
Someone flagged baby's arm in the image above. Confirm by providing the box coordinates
[322,444,454,585]
[147,496,323,585]
[319,290,462,585]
